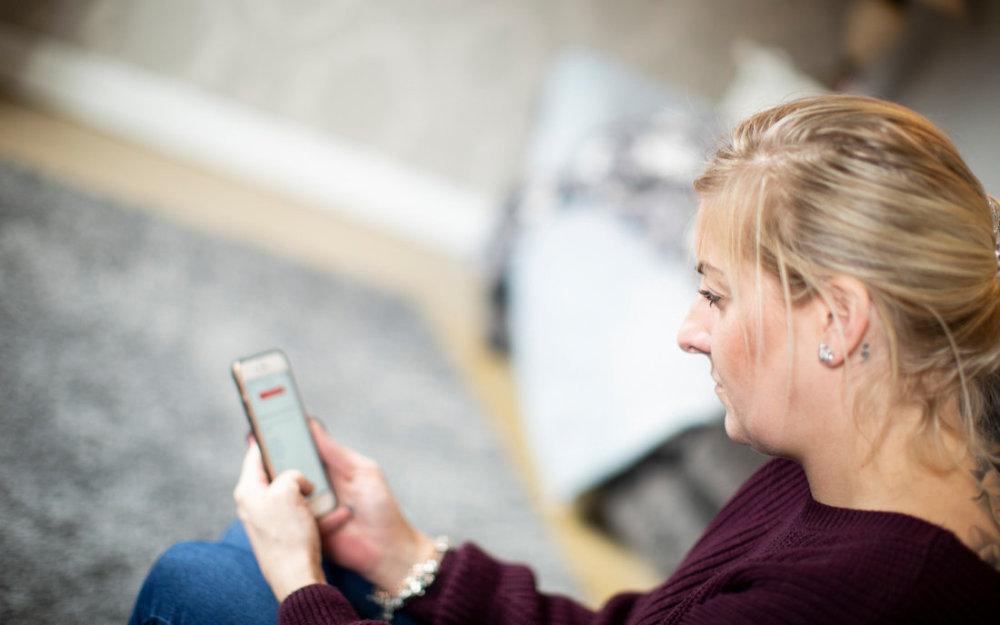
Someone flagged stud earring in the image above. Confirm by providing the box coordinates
[818,343,835,366]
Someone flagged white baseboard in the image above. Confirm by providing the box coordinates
[0,23,497,260]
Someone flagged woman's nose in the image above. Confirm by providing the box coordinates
[677,302,710,355]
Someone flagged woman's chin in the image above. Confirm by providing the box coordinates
[723,411,752,446]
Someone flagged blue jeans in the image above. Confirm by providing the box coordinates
[128,521,420,625]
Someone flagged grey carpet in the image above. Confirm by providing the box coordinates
[0,160,573,624]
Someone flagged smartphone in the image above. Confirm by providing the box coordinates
[232,349,336,517]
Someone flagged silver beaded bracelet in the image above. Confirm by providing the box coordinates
[369,536,453,622]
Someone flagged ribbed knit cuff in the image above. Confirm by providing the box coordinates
[279,584,359,625]
[403,547,461,622]
[406,543,518,623]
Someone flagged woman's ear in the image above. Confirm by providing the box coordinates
[817,276,872,367]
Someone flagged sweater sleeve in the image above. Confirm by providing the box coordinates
[278,544,645,625]
[404,542,645,625]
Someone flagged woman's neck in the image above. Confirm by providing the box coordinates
[802,409,1000,570]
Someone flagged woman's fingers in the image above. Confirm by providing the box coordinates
[272,470,315,498]
[317,505,354,533]
[235,443,316,507]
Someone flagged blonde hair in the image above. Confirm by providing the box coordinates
[695,94,1000,467]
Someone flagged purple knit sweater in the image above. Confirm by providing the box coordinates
[280,459,1000,624]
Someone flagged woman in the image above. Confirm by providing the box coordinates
[129,95,1000,624]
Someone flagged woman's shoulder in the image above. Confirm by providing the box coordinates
[682,526,1000,625]
[917,525,1000,592]
[777,522,1000,622]
[760,492,1000,621]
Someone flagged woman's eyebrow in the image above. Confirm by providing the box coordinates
[696,261,721,276]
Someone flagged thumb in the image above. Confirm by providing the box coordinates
[317,505,353,533]
[236,442,269,494]
[273,470,315,497]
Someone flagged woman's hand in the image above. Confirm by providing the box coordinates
[233,442,327,602]
[309,420,437,592]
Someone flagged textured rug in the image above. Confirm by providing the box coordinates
[0,160,573,624]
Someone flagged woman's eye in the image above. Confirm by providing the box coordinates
[698,289,722,308]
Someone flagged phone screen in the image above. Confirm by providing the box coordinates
[242,367,331,501]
